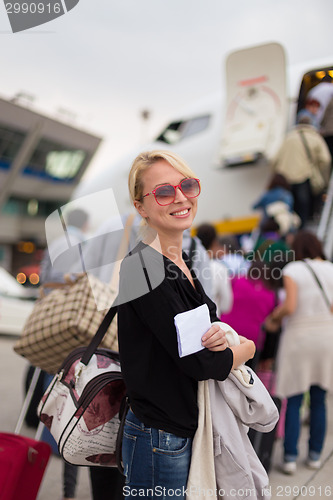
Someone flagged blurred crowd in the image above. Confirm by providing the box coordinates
[193,74,333,473]
[195,153,333,477]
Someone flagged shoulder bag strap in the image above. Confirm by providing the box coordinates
[58,206,88,273]
[80,302,119,366]
[115,396,130,474]
[81,214,136,366]
[302,260,331,310]
[298,129,313,163]
[81,247,152,366]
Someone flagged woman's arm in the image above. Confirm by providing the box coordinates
[269,275,298,322]
[202,327,255,368]
[229,336,256,369]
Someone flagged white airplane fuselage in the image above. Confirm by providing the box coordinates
[72,43,333,231]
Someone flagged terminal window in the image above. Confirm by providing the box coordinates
[0,124,26,168]
[0,125,88,182]
[26,138,87,181]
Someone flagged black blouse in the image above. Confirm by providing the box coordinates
[117,241,233,438]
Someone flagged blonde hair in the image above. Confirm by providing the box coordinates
[128,150,197,205]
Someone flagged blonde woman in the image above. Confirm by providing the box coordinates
[117,151,255,498]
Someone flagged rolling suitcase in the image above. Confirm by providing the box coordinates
[0,367,51,500]
[0,433,51,500]
[255,369,286,439]
[248,395,281,472]
[248,368,282,473]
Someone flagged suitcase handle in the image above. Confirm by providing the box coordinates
[15,367,42,435]
[28,447,38,464]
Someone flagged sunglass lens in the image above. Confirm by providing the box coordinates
[155,185,175,205]
[181,178,200,198]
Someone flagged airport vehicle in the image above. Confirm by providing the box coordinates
[72,42,333,231]
[0,267,35,336]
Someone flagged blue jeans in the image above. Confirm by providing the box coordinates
[122,409,192,499]
[284,385,326,462]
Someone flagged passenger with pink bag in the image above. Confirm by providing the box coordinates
[220,260,276,370]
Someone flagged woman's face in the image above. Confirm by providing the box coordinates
[134,160,198,235]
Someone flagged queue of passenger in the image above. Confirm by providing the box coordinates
[274,74,333,229]
[196,170,333,476]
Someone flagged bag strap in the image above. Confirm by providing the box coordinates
[58,207,87,273]
[80,247,152,366]
[80,302,119,365]
[73,214,136,366]
[303,260,331,310]
[115,396,130,474]
[298,129,313,163]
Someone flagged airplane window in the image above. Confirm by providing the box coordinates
[181,115,210,139]
[156,115,211,144]
[156,121,183,144]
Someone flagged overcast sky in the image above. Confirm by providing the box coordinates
[1,0,332,178]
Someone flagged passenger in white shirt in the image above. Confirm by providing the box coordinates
[196,223,233,316]
[308,75,333,125]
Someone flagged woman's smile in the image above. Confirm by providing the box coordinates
[170,207,191,217]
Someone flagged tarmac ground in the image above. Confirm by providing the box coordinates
[1,335,332,500]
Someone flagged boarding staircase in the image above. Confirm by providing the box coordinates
[317,172,333,261]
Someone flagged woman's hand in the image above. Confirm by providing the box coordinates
[264,314,281,333]
[201,324,228,352]
[229,338,256,368]
[238,335,250,344]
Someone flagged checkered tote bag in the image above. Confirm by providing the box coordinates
[14,214,135,374]
[14,273,119,374]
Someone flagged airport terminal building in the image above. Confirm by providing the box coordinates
[0,95,101,282]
